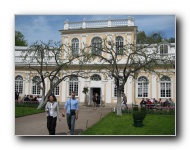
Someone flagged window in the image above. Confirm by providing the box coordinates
[69,76,78,96]
[114,86,124,97]
[160,44,168,56]
[32,76,41,95]
[115,36,124,55]
[53,76,60,96]
[91,37,102,55]
[15,75,23,94]
[160,76,171,98]
[137,76,149,97]
[90,74,101,81]
[71,38,79,55]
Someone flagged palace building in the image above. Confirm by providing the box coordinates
[15,17,176,106]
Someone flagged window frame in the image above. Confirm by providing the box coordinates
[32,76,41,95]
[115,36,124,55]
[137,76,149,98]
[160,76,171,98]
[160,44,168,56]
[91,37,102,56]
[71,38,79,56]
[53,76,60,96]
[69,76,79,96]
[90,74,101,81]
[15,75,23,94]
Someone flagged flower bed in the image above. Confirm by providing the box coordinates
[15,100,39,107]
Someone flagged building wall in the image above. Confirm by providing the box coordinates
[15,69,176,105]
[15,19,175,105]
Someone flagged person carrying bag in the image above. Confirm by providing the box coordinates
[62,91,79,135]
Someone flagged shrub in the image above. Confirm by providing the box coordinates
[133,106,146,120]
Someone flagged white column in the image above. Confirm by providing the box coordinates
[62,72,67,102]
[106,34,112,59]
[63,36,69,59]
[82,35,86,49]
[152,73,157,99]
[126,32,131,44]
[127,77,133,104]
[25,73,30,95]
[106,79,112,104]
[82,18,86,29]
[64,20,69,30]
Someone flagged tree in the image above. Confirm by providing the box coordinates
[15,31,28,46]
[137,31,147,44]
[137,31,176,44]
[20,40,91,109]
[147,32,165,44]
[168,37,175,43]
[89,38,175,116]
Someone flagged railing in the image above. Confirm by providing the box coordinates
[155,53,175,61]
[15,53,175,66]
[64,17,135,30]
[15,56,63,65]
[86,20,108,28]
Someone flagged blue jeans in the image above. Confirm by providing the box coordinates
[67,114,76,135]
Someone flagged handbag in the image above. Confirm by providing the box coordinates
[70,109,76,115]
[70,98,76,116]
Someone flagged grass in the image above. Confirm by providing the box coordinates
[81,112,175,135]
[15,107,44,118]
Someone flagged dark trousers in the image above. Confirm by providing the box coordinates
[47,116,57,135]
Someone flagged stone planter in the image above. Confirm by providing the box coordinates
[133,119,143,127]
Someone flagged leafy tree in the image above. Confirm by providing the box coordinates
[15,31,28,46]
[137,31,175,44]
[137,31,147,44]
[88,38,175,116]
[168,37,175,43]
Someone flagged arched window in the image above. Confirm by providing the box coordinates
[69,76,78,96]
[53,76,60,96]
[160,76,171,97]
[137,76,149,97]
[160,44,168,56]
[91,37,102,55]
[71,38,79,55]
[15,75,23,94]
[115,36,124,55]
[32,76,41,95]
[90,74,101,81]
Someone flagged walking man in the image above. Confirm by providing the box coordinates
[62,91,79,135]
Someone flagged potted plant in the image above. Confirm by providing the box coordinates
[82,87,89,94]
[132,106,146,127]
[82,87,89,106]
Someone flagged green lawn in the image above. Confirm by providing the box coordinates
[81,112,175,135]
[15,107,44,118]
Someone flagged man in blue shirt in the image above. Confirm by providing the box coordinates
[62,91,79,135]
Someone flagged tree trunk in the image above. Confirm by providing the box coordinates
[37,95,46,109]
[37,88,53,109]
[116,87,122,116]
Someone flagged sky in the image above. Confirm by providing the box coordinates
[15,15,175,45]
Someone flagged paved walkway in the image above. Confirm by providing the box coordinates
[15,105,112,136]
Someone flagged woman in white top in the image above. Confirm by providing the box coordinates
[45,94,61,135]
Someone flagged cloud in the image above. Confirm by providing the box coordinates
[15,15,62,44]
[15,15,175,44]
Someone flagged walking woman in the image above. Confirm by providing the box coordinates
[45,94,61,135]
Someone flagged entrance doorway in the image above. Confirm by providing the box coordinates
[90,87,101,105]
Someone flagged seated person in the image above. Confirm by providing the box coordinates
[24,95,30,101]
[146,98,153,105]
[140,98,146,107]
